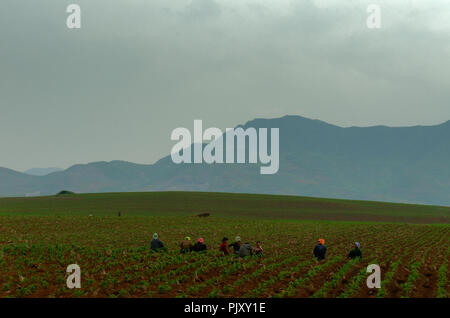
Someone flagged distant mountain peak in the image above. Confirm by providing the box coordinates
[23,167,63,176]
[242,114,339,129]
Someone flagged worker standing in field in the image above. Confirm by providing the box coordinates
[180,236,193,253]
[229,236,242,254]
[219,237,230,255]
[347,242,362,259]
[192,238,207,252]
[313,239,326,260]
[150,233,166,251]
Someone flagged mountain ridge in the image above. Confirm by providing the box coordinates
[1,115,449,205]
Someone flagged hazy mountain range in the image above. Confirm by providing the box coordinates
[23,168,63,176]
[1,115,449,205]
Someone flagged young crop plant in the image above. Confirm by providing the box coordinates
[437,247,449,298]
[400,232,446,297]
[276,256,344,298]
[376,232,432,298]
[312,257,361,298]
[337,258,378,298]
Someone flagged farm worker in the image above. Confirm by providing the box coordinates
[192,238,207,252]
[253,241,263,256]
[238,242,253,258]
[219,237,229,255]
[313,239,326,260]
[180,236,193,253]
[229,236,242,254]
[348,242,362,259]
[150,233,166,251]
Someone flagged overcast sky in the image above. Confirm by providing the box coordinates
[1,0,449,171]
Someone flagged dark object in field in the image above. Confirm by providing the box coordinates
[151,233,166,251]
[150,239,165,250]
[229,236,242,254]
[238,243,253,258]
[56,190,75,195]
[348,242,362,259]
[253,241,263,256]
[219,237,229,255]
[348,247,362,259]
[196,213,210,217]
[118,211,121,217]
[180,237,192,253]
[192,238,207,252]
[314,240,327,260]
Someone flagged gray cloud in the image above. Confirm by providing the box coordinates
[0,0,449,171]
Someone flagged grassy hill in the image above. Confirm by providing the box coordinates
[0,191,448,224]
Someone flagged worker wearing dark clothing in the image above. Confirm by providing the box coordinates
[229,236,241,254]
[314,239,326,260]
[348,242,362,259]
[192,238,207,252]
[151,233,166,251]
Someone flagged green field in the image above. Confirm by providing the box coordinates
[0,191,448,223]
[0,191,449,298]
